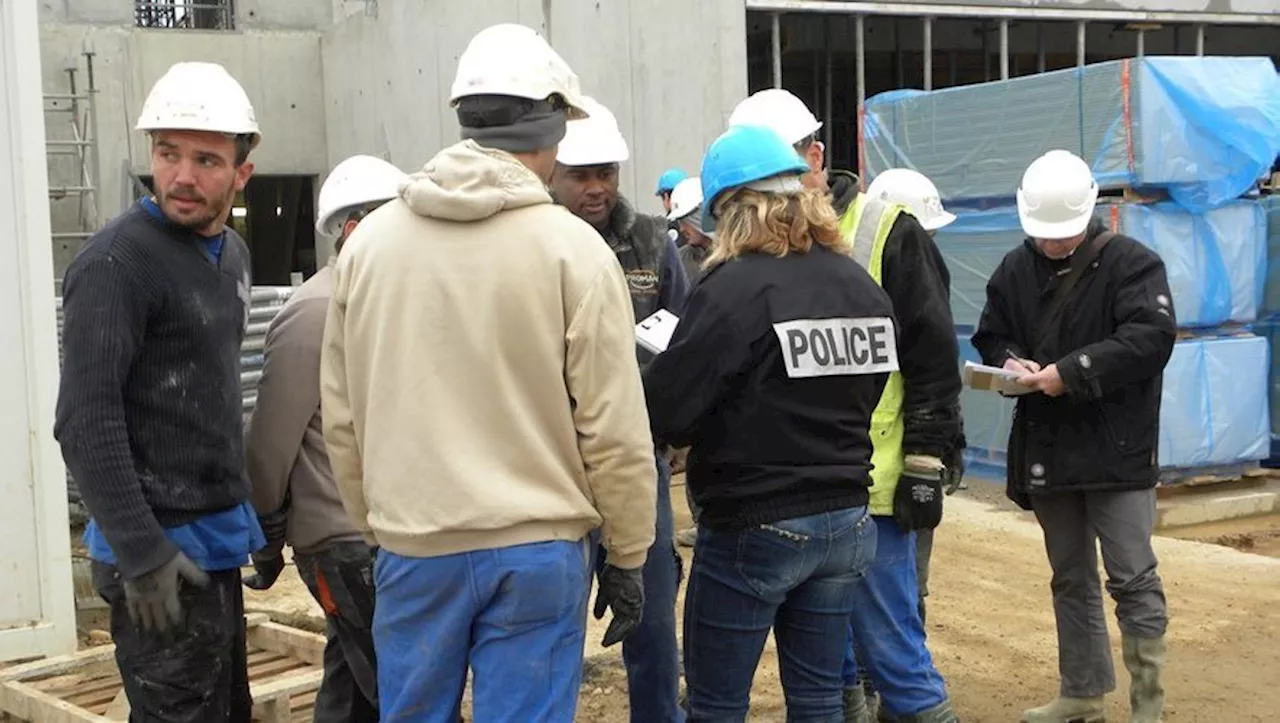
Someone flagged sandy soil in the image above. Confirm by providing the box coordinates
[68,477,1280,722]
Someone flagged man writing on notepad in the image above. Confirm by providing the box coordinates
[972,149,1176,723]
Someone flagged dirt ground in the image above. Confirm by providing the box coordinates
[66,476,1280,722]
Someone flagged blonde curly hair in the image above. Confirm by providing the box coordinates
[703,187,849,270]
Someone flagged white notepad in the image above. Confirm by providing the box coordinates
[636,309,680,355]
[963,360,1035,396]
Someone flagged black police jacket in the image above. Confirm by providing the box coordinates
[972,220,1177,498]
[642,243,898,530]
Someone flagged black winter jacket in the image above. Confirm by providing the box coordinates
[643,244,896,530]
[830,171,964,459]
[972,221,1177,499]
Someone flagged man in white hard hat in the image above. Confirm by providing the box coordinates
[668,177,713,284]
[973,149,1175,723]
[549,96,689,723]
[54,61,262,720]
[864,167,961,626]
[244,154,409,722]
[319,24,657,720]
[730,89,964,723]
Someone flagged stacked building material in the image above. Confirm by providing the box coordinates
[869,56,1280,476]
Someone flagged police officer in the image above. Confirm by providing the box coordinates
[643,123,893,722]
[730,89,963,723]
[550,97,689,723]
[244,154,411,722]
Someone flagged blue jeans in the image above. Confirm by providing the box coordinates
[684,507,877,723]
[842,517,950,718]
[593,452,684,723]
[373,540,592,722]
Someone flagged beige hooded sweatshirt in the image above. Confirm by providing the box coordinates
[319,140,657,569]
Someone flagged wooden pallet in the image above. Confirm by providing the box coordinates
[1157,464,1279,495]
[0,614,324,722]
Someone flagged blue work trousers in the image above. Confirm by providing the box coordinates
[593,452,684,722]
[684,507,877,722]
[373,540,592,722]
[842,517,950,718]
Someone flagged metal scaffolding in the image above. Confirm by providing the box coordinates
[44,48,102,259]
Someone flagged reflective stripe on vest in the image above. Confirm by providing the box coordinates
[840,194,906,517]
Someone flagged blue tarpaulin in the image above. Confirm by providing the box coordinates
[863,57,1280,212]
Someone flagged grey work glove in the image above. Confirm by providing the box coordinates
[122,550,210,635]
[593,564,645,648]
[242,554,285,591]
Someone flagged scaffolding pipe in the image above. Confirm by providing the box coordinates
[771,12,783,88]
[824,23,833,151]
[1136,29,1145,58]
[1195,24,1206,55]
[999,19,1009,79]
[1036,23,1046,72]
[1076,20,1086,67]
[85,48,102,229]
[923,16,933,90]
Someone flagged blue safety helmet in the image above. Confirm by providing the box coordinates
[699,124,809,233]
[655,168,688,196]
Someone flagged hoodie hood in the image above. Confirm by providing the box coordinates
[401,140,552,222]
[829,169,861,217]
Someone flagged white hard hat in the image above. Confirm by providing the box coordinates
[556,97,629,166]
[315,155,410,237]
[866,169,956,232]
[450,24,589,120]
[728,88,822,146]
[135,62,260,149]
[1016,149,1099,239]
[667,178,703,222]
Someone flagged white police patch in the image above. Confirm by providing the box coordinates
[772,317,899,378]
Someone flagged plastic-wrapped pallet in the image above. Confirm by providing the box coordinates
[1100,200,1266,327]
[862,56,1280,211]
[936,202,1266,330]
[1264,195,1280,317]
[1158,334,1270,469]
[1259,320,1280,440]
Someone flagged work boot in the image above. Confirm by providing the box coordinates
[877,698,960,723]
[676,525,699,547]
[843,685,871,723]
[1020,696,1106,723]
[1123,635,1166,723]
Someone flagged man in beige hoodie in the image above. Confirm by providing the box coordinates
[244,154,411,723]
[319,23,657,722]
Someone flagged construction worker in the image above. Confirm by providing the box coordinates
[550,96,689,723]
[319,24,657,721]
[669,177,714,284]
[973,149,1175,723]
[657,167,690,247]
[643,123,891,722]
[729,89,964,723]
[244,154,410,722]
[54,61,263,720]
[865,167,960,624]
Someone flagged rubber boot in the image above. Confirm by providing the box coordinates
[1123,635,1166,723]
[1020,696,1106,723]
[877,698,960,723]
[843,685,872,723]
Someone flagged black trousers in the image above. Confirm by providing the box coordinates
[295,542,380,722]
[92,562,252,722]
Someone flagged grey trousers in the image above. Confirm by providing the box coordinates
[1031,488,1168,698]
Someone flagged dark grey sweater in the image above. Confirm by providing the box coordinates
[54,203,252,578]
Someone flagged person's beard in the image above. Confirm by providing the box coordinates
[157,182,233,233]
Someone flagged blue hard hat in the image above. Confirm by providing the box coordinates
[655,168,688,195]
[699,124,809,232]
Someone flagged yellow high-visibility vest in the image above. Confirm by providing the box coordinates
[839,194,906,516]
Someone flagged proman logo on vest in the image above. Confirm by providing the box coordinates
[772,317,900,378]
[626,268,660,295]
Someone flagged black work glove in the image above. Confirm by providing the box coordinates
[122,550,210,635]
[243,554,286,591]
[893,455,945,532]
[942,444,967,496]
[593,564,645,648]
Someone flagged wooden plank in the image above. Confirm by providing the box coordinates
[0,648,116,684]
[246,623,326,667]
[244,613,270,629]
[100,691,128,721]
[253,696,290,723]
[250,669,323,723]
[0,681,106,722]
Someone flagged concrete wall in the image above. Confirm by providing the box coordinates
[791,0,1279,16]
[39,0,331,29]
[322,0,748,222]
[39,19,327,273]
